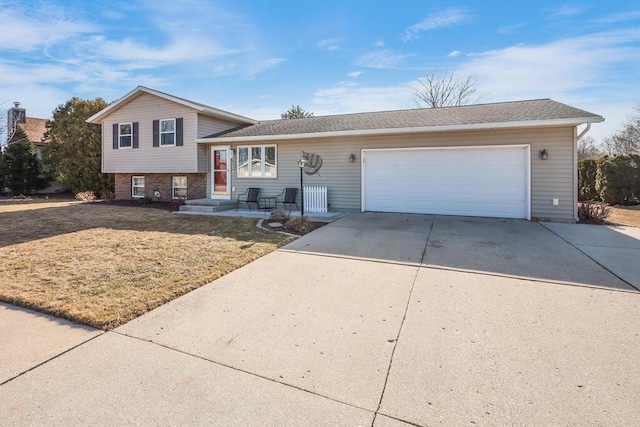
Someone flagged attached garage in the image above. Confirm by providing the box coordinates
[362,145,530,219]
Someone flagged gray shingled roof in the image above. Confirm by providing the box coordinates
[206,99,602,139]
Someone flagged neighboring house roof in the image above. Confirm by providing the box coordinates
[86,85,257,125]
[199,99,604,142]
[11,117,48,145]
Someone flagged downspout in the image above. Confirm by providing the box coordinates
[577,123,591,141]
[573,123,592,222]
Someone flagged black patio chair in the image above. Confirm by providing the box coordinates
[275,187,298,212]
[237,187,260,211]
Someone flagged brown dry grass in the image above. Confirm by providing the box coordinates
[0,199,293,329]
[608,205,640,228]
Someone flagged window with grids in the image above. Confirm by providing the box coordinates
[132,176,145,198]
[160,119,175,146]
[237,145,277,178]
[172,176,187,199]
[119,123,132,148]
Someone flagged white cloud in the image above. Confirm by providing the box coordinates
[354,49,411,69]
[246,58,287,77]
[346,71,363,78]
[455,29,640,142]
[317,37,344,51]
[497,23,525,34]
[0,3,97,52]
[593,11,640,24]
[402,8,471,42]
[447,50,462,58]
[311,81,415,115]
[548,4,586,18]
[373,40,385,47]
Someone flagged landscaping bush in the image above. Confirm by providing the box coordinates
[75,191,96,202]
[283,215,314,234]
[578,200,611,223]
[596,155,640,205]
[578,159,599,201]
[269,209,290,224]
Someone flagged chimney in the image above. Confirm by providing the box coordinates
[6,102,26,142]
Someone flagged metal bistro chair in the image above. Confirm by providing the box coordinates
[275,187,298,212]
[237,187,260,211]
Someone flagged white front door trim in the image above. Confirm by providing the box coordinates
[210,145,231,199]
[361,144,531,220]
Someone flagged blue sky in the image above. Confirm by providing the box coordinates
[1,0,639,143]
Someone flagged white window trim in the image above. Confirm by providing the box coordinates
[159,118,176,147]
[172,176,187,199]
[236,144,277,178]
[132,176,145,198]
[119,122,133,149]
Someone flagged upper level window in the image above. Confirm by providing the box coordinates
[160,119,175,146]
[119,123,132,148]
[237,145,277,178]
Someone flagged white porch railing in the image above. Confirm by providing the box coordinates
[303,186,328,213]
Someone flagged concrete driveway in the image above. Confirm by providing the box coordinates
[1,214,639,425]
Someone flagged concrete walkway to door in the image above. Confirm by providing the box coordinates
[1,213,639,425]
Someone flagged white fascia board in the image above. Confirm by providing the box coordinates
[196,116,605,143]
[86,86,257,124]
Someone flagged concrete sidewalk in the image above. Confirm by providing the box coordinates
[1,214,639,425]
[0,303,102,385]
[542,222,640,290]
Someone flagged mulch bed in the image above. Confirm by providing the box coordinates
[98,199,183,212]
[259,220,327,236]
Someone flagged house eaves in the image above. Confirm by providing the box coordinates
[86,86,257,125]
[196,116,604,144]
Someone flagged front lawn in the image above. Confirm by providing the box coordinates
[0,199,292,329]
[608,205,640,227]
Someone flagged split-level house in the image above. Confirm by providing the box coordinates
[87,86,604,222]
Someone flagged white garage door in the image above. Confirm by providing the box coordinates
[363,146,529,219]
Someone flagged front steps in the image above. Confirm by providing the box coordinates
[178,198,238,213]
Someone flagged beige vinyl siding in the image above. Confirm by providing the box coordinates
[225,126,576,221]
[196,115,242,172]
[102,93,198,173]
[197,115,240,138]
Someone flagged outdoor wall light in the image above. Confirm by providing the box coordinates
[349,153,356,162]
[539,149,548,160]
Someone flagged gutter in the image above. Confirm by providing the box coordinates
[196,116,605,143]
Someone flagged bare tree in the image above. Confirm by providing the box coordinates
[413,70,481,108]
[577,136,603,160]
[602,102,640,156]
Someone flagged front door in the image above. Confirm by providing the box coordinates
[211,146,230,199]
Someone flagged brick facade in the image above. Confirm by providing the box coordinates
[114,173,207,200]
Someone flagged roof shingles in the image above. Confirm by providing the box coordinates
[13,117,49,144]
[206,99,602,139]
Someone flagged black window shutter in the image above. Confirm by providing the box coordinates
[176,118,183,146]
[152,120,159,147]
[132,122,139,148]
[112,124,118,149]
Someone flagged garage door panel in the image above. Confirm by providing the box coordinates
[363,146,528,219]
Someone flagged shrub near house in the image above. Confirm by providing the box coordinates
[578,159,599,201]
[579,155,640,205]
